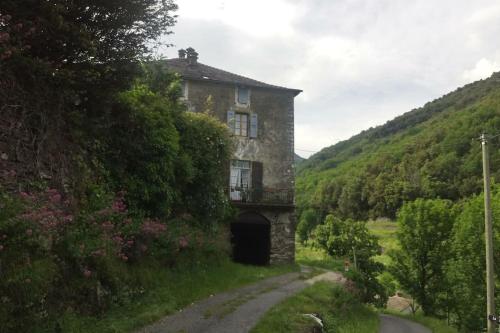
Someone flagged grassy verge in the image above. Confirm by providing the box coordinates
[295,242,344,271]
[366,220,399,266]
[251,282,379,333]
[56,259,298,333]
[382,309,458,333]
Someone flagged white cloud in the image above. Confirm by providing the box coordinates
[176,0,302,37]
[466,4,500,24]
[163,0,500,158]
[463,58,500,82]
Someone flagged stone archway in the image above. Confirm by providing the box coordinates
[231,212,271,265]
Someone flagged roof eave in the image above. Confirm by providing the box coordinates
[182,75,302,96]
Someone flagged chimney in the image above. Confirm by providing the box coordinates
[178,49,186,59]
[185,47,198,65]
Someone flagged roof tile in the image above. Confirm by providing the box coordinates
[165,58,302,95]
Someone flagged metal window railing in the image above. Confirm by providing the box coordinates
[228,186,294,205]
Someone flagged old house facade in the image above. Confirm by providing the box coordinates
[166,48,301,264]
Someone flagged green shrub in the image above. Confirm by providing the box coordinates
[313,216,387,306]
[0,187,232,332]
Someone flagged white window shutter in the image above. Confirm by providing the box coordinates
[227,110,235,132]
[250,113,258,138]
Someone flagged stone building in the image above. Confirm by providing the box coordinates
[166,48,301,264]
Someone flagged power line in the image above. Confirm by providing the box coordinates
[295,148,318,153]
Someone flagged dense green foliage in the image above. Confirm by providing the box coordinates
[313,216,386,306]
[446,190,500,332]
[251,282,379,333]
[0,0,178,188]
[296,72,500,221]
[388,199,455,316]
[96,67,233,220]
[0,1,239,332]
[296,208,321,244]
[376,193,500,332]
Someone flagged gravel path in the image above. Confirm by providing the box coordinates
[136,269,345,333]
[379,314,431,333]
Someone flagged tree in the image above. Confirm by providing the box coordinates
[314,215,386,306]
[446,189,500,331]
[389,198,455,316]
[296,208,320,244]
[0,0,178,190]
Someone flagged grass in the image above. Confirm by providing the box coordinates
[56,259,298,333]
[366,220,399,266]
[382,309,458,333]
[295,242,344,271]
[251,282,379,333]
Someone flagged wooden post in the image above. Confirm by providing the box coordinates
[481,133,496,333]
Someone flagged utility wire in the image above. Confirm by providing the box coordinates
[295,148,318,153]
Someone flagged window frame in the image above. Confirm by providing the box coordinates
[235,86,251,107]
[230,159,252,189]
[234,112,249,137]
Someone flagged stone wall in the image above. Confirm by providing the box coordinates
[184,79,295,189]
[183,78,297,263]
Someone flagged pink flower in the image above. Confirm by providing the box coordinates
[179,237,189,249]
[112,199,127,213]
[46,188,58,195]
[141,219,166,237]
[121,255,128,262]
[83,269,92,278]
[112,235,124,244]
[50,193,61,203]
[126,240,134,246]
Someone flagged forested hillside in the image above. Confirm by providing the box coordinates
[296,72,500,221]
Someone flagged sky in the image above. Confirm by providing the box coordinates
[159,0,500,158]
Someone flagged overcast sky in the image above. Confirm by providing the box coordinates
[160,0,500,158]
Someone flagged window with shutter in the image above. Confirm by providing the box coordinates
[235,113,248,136]
[251,161,263,201]
[227,110,235,132]
[230,160,251,201]
[250,114,258,138]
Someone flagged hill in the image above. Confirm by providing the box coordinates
[296,72,500,220]
[294,153,305,165]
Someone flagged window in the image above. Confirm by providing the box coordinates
[230,160,251,200]
[237,87,250,105]
[234,113,248,136]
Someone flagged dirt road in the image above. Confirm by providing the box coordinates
[136,270,345,333]
[379,314,431,333]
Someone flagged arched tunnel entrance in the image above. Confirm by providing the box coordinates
[231,212,271,266]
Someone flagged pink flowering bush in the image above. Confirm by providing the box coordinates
[0,186,230,332]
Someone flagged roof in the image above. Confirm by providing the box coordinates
[165,58,302,96]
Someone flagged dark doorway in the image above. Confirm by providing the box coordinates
[231,212,271,265]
